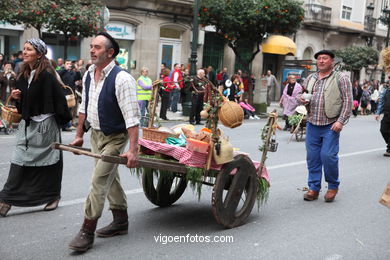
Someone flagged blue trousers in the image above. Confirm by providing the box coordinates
[170,88,181,112]
[305,122,340,191]
[138,100,149,127]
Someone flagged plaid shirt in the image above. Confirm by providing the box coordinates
[79,61,140,130]
[302,71,352,126]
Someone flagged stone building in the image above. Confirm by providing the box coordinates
[1,0,390,111]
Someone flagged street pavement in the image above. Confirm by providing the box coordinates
[0,111,389,260]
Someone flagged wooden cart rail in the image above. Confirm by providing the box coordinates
[52,143,187,173]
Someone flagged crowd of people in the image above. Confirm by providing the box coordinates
[2,49,263,130]
[156,64,259,124]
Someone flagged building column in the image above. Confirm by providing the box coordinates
[252,50,267,113]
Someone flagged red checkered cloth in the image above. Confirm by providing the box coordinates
[138,138,270,184]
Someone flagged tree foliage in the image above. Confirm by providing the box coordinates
[46,0,104,58]
[0,0,104,58]
[335,46,379,71]
[199,0,304,72]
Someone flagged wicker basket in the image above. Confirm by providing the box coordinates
[63,85,76,108]
[218,101,244,128]
[142,128,180,143]
[1,96,21,124]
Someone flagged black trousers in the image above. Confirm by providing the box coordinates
[380,113,390,152]
[190,93,204,124]
[159,91,170,119]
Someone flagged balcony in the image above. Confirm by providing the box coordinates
[304,4,332,25]
[364,15,377,33]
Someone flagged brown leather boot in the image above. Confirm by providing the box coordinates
[324,189,338,202]
[303,190,319,201]
[96,209,128,238]
[69,218,98,252]
[0,202,11,217]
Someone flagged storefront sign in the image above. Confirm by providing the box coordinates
[0,21,24,31]
[282,68,305,83]
[105,22,135,40]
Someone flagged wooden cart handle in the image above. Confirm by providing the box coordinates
[52,143,187,173]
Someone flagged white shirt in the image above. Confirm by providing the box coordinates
[79,60,140,130]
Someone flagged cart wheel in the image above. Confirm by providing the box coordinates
[295,126,304,142]
[212,154,257,228]
[5,127,14,135]
[142,168,187,207]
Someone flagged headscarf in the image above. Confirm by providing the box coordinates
[26,38,47,55]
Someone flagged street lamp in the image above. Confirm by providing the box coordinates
[190,0,200,76]
[182,0,200,116]
[380,5,390,83]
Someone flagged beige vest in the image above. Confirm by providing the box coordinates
[306,71,343,119]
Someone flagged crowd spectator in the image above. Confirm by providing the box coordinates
[0,62,17,103]
[136,67,152,127]
[360,84,371,115]
[240,93,259,119]
[160,68,173,120]
[170,63,183,113]
[266,70,278,106]
[279,75,302,130]
[189,69,206,125]
[13,51,23,74]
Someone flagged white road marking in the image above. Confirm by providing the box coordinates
[10,188,144,215]
[267,147,384,170]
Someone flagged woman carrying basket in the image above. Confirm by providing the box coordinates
[0,38,71,217]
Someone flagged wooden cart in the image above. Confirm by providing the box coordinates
[54,142,263,228]
[54,78,276,229]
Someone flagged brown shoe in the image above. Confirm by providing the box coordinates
[69,218,98,252]
[324,189,338,202]
[44,199,60,211]
[0,202,11,217]
[303,190,319,201]
[96,209,128,238]
[383,152,390,157]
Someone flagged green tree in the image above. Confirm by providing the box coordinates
[0,0,104,59]
[335,46,379,81]
[0,0,52,39]
[199,0,304,103]
[46,0,104,59]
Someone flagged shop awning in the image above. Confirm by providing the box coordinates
[261,35,296,56]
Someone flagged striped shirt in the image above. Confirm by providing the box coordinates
[79,60,140,130]
[302,71,352,126]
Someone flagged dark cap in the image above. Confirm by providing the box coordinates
[97,32,120,58]
[314,50,335,59]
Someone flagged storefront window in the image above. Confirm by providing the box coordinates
[105,21,136,72]
[43,33,81,61]
[116,39,132,71]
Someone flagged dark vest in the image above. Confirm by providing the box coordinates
[383,88,390,113]
[85,65,126,135]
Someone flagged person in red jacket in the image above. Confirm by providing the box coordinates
[170,63,183,113]
[160,69,174,120]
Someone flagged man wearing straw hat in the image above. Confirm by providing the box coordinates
[68,32,140,252]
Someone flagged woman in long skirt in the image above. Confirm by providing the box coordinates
[0,38,71,217]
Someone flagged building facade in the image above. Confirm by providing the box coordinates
[1,0,390,111]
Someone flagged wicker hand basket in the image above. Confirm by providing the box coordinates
[142,128,180,143]
[64,85,76,108]
[1,95,21,124]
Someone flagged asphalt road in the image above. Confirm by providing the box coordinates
[0,115,389,260]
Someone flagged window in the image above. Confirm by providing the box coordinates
[342,5,352,20]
